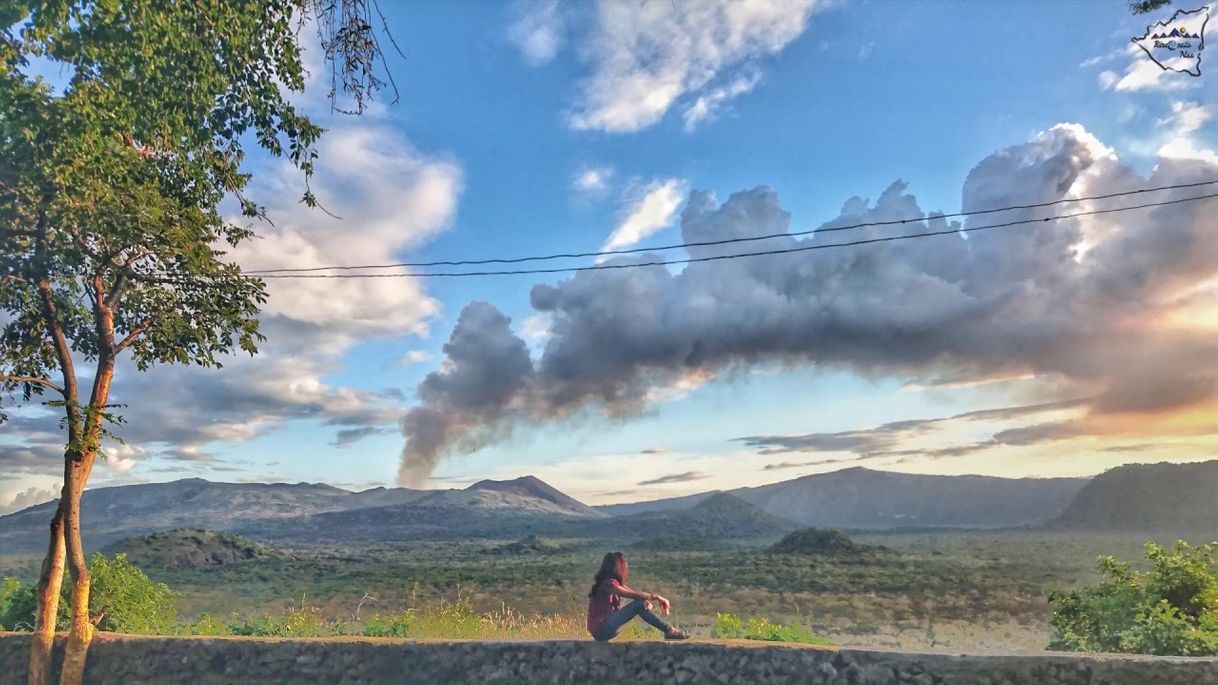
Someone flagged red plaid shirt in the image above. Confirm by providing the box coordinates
[587,579,622,635]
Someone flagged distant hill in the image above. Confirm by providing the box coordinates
[273,479,607,543]
[0,464,1136,554]
[105,529,271,569]
[582,493,800,541]
[459,476,603,517]
[737,467,1087,529]
[0,475,601,553]
[596,491,717,517]
[0,478,356,553]
[1050,461,1218,532]
[599,467,1087,529]
[465,472,599,514]
[768,528,866,556]
[341,486,430,509]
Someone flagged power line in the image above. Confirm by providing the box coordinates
[251,191,1218,279]
[244,178,1218,275]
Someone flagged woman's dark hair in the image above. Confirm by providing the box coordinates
[589,551,628,598]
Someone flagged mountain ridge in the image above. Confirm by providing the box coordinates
[598,466,1088,529]
[6,462,1213,554]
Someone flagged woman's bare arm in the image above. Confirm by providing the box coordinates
[613,582,656,602]
[615,583,672,612]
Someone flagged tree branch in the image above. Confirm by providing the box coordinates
[116,316,154,351]
[32,192,81,440]
[104,251,150,309]
[0,375,65,395]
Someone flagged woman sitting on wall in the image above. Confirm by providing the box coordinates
[586,551,690,641]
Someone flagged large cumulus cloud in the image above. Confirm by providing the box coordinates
[398,123,1218,485]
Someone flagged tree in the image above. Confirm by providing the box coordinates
[0,2,399,683]
[1131,0,1173,14]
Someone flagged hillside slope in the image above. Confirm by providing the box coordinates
[736,467,1087,529]
[1050,460,1218,531]
[596,491,718,517]
[104,529,272,569]
[580,492,801,542]
[598,467,1088,529]
[0,478,354,552]
[0,475,600,552]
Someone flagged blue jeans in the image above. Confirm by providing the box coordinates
[592,599,674,641]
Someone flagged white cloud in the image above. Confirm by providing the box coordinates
[508,0,565,66]
[1160,100,1213,135]
[567,0,820,133]
[0,486,58,515]
[1100,45,1200,92]
[235,126,462,339]
[396,350,434,368]
[520,313,553,341]
[1080,46,1129,69]
[101,443,149,473]
[682,69,761,131]
[571,165,615,196]
[1157,102,1218,165]
[602,178,689,251]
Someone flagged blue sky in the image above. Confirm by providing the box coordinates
[5,0,1218,510]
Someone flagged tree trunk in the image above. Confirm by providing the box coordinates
[57,344,111,685]
[57,453,93,685]
[27,505,65,685]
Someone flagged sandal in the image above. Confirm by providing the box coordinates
[664,629,691,640]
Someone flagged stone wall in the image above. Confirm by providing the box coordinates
[3,632,1217,684]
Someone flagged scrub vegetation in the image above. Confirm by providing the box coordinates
[7,529,1212,651]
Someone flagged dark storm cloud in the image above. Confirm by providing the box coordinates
[397,125,1218,483]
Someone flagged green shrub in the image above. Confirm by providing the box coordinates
[1049,541,1218,656]
[0,577,31,631]
[1,579,39,631]
[0,554,177,634]
[710,612,829,644]
[88,553,179,634]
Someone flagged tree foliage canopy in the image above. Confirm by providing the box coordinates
[0,1,390,432]
[1130,0,1173,15]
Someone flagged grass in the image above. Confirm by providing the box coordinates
[711,612,830,645]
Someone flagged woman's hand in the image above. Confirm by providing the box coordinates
[653,595,671,614]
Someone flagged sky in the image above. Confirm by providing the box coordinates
[4,0,1218,512]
